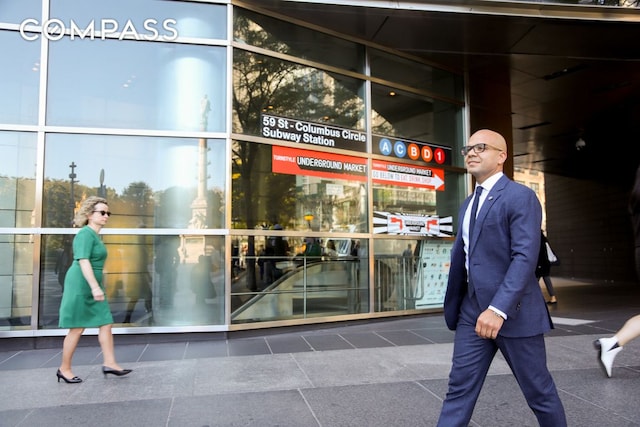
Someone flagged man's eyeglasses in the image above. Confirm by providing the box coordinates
[92,210,112,217]
[461,143,503,156]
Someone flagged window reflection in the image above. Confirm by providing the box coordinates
[43,134,226,229]
[47,39,226,131]
[234,8,364,73]
[371,83,464,157]
[233,50,365,135]
[231,142,367,233]
[39,234,225,328]
[0,235,33,331]
[0,132,37,227]
[369,48,464,101]
[231,141,368,297]
[372,84,432,142]
[231,234,369,323]
[0,32,40,125]
[51,0,227,40]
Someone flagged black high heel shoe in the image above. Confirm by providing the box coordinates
[56,369,83,384]
[102,366,132,377]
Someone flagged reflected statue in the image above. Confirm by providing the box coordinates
[200,94,211,131]
[188,211,207,229]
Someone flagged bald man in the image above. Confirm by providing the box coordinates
[437,130,566,426]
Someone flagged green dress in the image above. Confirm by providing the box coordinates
[59,226,114,328]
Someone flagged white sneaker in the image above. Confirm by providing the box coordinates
[594,338,623,378]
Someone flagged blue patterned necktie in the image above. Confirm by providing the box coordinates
[469,186,483,240]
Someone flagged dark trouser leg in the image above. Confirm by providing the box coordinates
[497,334,567,427]
[437,295,497,427]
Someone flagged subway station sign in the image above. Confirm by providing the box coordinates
[372,134,452,166]
[261,114,367,152]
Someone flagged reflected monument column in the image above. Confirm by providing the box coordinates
[181,95,211,266]
[189,94,211,229]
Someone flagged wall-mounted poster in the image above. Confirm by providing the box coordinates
[414,239,453,308]
[373,211,453,237]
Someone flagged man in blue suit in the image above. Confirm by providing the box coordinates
[437,129,566,426]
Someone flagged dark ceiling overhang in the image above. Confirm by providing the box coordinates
[236,0,640,183]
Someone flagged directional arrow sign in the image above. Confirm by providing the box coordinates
[371,159,445,191]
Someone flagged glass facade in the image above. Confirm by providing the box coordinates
[39,233,225,328]
[232,50,366,135]
[47,40,227,131]
[0,32,40,125]
[42,134,226,229]
[0,1,467,335]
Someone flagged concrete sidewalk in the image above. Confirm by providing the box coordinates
[1,279,639,426]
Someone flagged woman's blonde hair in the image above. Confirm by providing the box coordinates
[73,196,108,227]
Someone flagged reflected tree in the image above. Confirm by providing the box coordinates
[120,181,154,227]
[232,24,303,291]
[44,179,76,228]
[154,186,195,228]
[232,16,366,291]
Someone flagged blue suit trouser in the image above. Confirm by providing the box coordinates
[437,293,567,427]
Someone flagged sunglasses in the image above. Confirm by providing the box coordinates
[92,210,112,217]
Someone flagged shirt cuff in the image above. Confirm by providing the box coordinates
[488,305,507,320]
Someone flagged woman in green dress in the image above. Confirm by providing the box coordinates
[57,196,132,383]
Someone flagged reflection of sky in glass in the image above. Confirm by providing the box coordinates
[50,0,226,40]
[0,0,40,24]
[0,32,40,125]
[47,39,226,131]
[0,132,37,179]
[44,134,225,194]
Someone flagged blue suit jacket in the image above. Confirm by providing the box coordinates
[443,175,552,337]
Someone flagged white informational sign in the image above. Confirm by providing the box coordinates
[414,240,453,308]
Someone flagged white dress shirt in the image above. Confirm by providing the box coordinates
[463,172,507,319]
